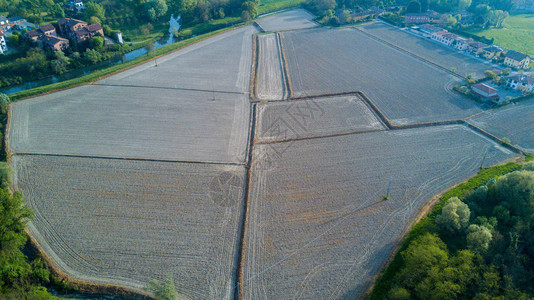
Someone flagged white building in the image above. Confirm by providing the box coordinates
[0,32,7,54]
[506,73,534,93]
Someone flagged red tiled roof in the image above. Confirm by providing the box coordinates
[473,83,497,94]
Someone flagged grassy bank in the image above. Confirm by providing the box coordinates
[368,160,524,300]
[466,14,534,56]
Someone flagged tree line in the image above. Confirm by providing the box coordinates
[380,163,534,299]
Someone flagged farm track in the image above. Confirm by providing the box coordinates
[352,26,466,80]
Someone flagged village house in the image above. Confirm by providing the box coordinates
[404,13,430,24]
[413,24,444,38]
[453,36,469,51]
[430,30,449,44]
[467,41,489,55]
[0,15,9,32]
[471,83,499,101]
[8,16,25,27]
[504,50,531,69]
[39,35,70,51]
[26,24,57,41]
[58,18,88,36]
[67,0,86,12]
[74,24,104,42]
[58,18,103,43]
[433,32,461,46]
[426,10,442,23]
[506,73,534,93]
[0,32,7,54]
[13,21,36,31]
[481,45,503,60]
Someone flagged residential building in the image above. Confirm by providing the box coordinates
[506,73,534,93]
[431,30,449,43]
[471,83,499,101]
[58,18,88,36]
[433,32,461,46]
[453,36,469,51]
[8,16,25,26]
[467,41,489,55]
[67,0,86,12]
[504,50,531,69]
[414,24,444,37]
[0,32,7,54]
[0,15,9,32]
[39,35,69,51]
[26,24,57,41]
[73,24,104,42]
[481,45,503,60]
[404,13,430,24]
[426,10,442,23]
[13,21,36,31]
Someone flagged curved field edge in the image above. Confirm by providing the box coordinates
[24,228,152,299]
[366,158,527,300]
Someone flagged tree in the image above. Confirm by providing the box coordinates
[84,48,101,64]
[494,171,534,221]
[467,224,492,253]
[436,197,470,234]
[89,36,104,51]
[398,233,449,288]
[0,93,9,115]
[85,2,106,22]
[0,189,33,287]
[51,51,70,75]
[406,0,422,13]
[241,10,250,22]
[145,275,178,300]
[458,0,472,11]
[144,0,168,21]
[420,0,429,12]
[242,1,258,19]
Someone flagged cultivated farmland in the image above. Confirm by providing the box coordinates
[467,99,534,152]
[13,155,246,299]
[256,95,384,142]
[242,125,515,299]
[256,9,317,32]
[281,27,486,124]
[98,26,257,93]
[8,85,250,164]
[256,33,286,100]
[358,22,499,80]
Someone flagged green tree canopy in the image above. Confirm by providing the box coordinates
[436,197,471,234]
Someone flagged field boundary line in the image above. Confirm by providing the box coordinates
[465,122,525,154]
[250,34,260,101]
[11,152,246,167]
[257,127,386,144]
[277,32,293,99]
[352,27,466,80]
[91,83,249,95]
[252,21,265,32]
[276,33,289,100]
[236,103,257,299]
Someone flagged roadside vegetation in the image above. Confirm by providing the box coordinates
[369,160,534,299]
